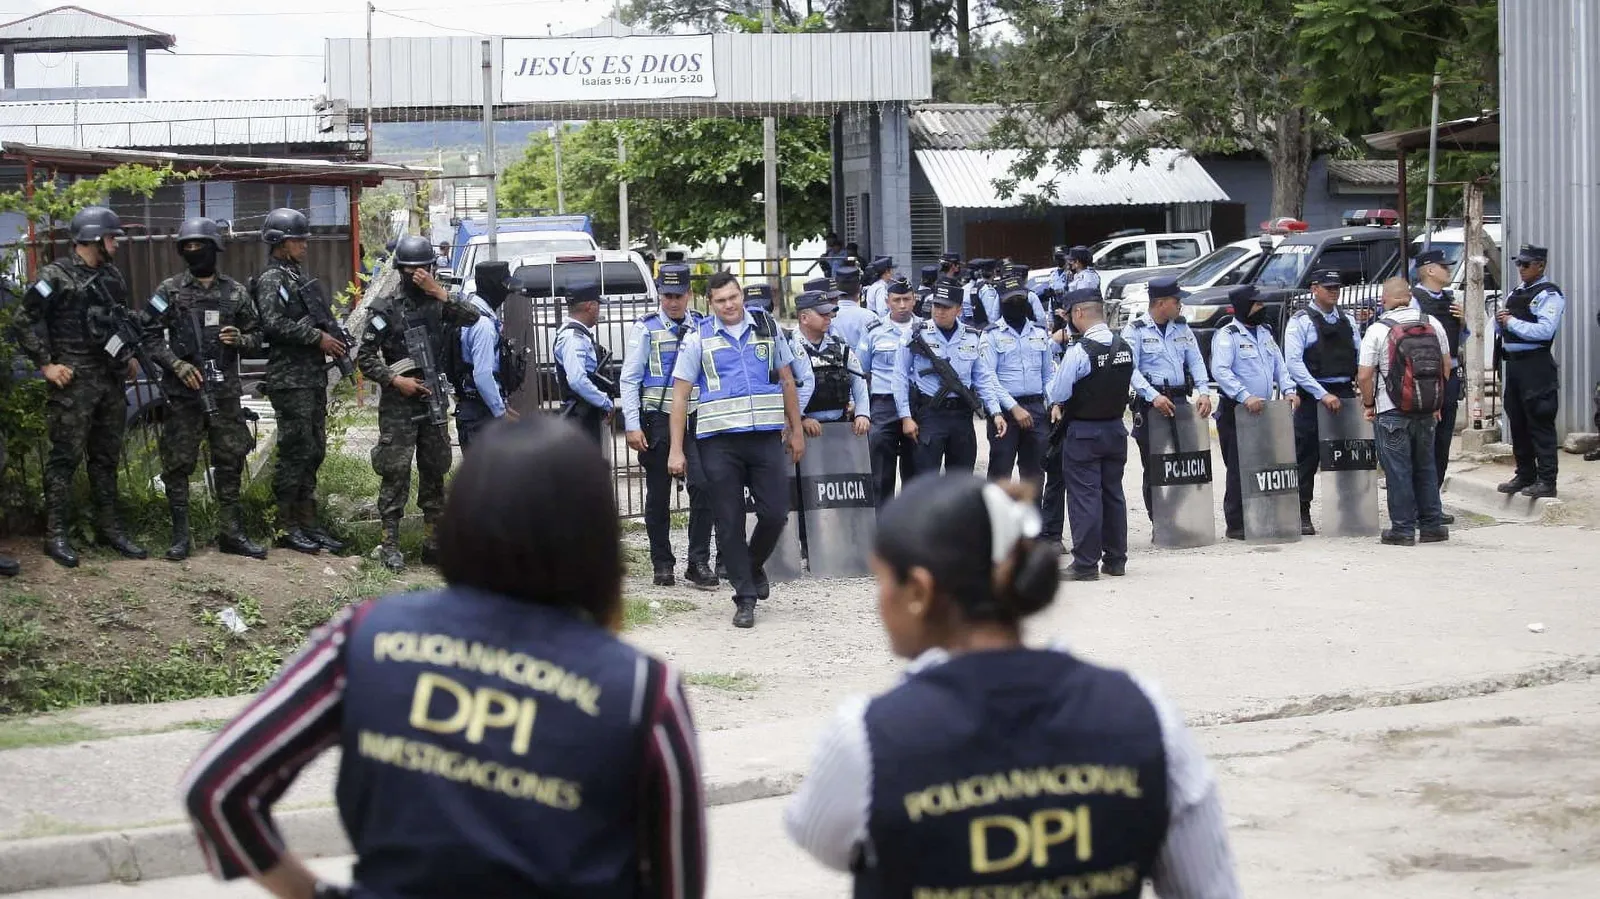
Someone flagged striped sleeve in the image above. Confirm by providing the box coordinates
[1130,673,1242,899]
[637,658,708,899]
[179,600,369,880]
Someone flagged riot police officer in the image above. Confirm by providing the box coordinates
[893,278,1006,476]
[913,265,938,319]
[142,217,268,561]
[792,290,871,437]
[786,475,1239,898]
[553,282,616,445]
[451,261,523,451]
[983,275,1054,492]
[1495,245,1566,498]
[1048,291,1135,580]
[355,234,481,573]
[962,258,999,327]
[182,417,707,899]
[1123,276,1213,520]
[668,272,806,629]
[1285,269,1362,534]
[253,207,349,555]
[858,281,922,507]
[14,206,147,567]
[622,263,718,588]
[1209,285,1299,540]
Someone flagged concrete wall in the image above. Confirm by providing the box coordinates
[838,103,913,268]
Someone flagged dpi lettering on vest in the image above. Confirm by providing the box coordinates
[902,765,1143,822]
[372,631,603,716]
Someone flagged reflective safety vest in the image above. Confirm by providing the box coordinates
[639,309,702,415]
[336,587,664,897]
[854,649,1169,899]
[694,314,786,437]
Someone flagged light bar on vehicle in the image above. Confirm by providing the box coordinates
[1342,209,1399,227]
[1258,217,1309,234]
[555,254,597,263]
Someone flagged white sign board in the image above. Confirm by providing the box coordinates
[501,35,717,103]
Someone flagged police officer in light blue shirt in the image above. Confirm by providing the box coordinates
[1067,245,1100,293]
[1122,276,1212,519]
[454,261,520,451]
[1495,244,1567,498]
[552,282,614,445]
[829,265,880,351]
[1210,285,1299,540]
[894,277,1007,475]
[744,282,775,313]
[983,275,1055,491]
[859,281,921,506]
[790,290,870,435]
[980,265,1050,329]
[865,256,896,317]
[1285,268,1361,533]
[963,258,1000,327]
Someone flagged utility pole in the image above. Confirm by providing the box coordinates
[762,0,781,294]
[1462,183,1494,439]
[481,39,498,262]
[618,134,630,251]
[552,123,567,214]
[1422,72,1443,249]
[365,3,375,162]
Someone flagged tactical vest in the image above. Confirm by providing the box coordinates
[638,311,701,415]
[554,321,604,404]
[336,588,662,897]
[969,281,992,327]
[854,649,1169,899]
[1503,280,1561,348]
[1066,335,1134,422]
[914,285,934,319]
[150,274,246,395]
[1301,309,1357,380]
[694,314,785,438]
[1411,286,1461,359]
[28,258,124,362]
[369,290,446,371]
[802,335,854,414]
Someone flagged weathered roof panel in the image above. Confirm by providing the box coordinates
[915,148,1229,209]
[0,98,354,148]
[0,5,174,49]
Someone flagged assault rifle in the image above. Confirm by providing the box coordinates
[906,325,982,415]
[403,324,450,426]
[294,277,356,379]
[86,272,164,403]
[187,309,222,416]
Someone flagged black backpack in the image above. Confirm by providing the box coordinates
[442,316,528,398]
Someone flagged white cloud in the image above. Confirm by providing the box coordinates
[3,0,611,99]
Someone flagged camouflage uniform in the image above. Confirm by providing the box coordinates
[14,255,136,544]
[143,271,262,539]
[356,284,479,556]
[253,257,331,532]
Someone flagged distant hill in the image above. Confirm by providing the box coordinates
[373,120,552,161]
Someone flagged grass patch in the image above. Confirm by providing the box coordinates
[3,593,45,610]
[0,720,103,751]
[685,671,761,693]
[622,544,655,578]
[179,717,229,732]
[622,596,697,630]
[669,511,691,529]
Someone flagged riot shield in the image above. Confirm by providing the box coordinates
[1234,399,1302,543]
[798,421,877,578]
[1317,403,1379,536]
[746,478,804,583]
[1146,404,1218,548]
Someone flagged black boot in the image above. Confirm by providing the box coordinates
[653,567,676,587]
[1300,504,1316,536]
[1497,475,1535,494]
[43,494,78,568]
[96,511,148,560]
[217,507,268,560]
[753,565,771,600]
[0,553,18,577]
[275,504,320,554]
[300,499,346,554]
[1520,481,1557,499]
[731,597,756,629]
[684,562,718,589]
[378,520,406,573]
[165,503,191,562]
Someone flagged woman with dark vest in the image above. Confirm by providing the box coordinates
[181,417,706,899]
[785,474,1239,898]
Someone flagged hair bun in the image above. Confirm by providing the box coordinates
[1005,542,1060,617]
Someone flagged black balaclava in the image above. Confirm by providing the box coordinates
[1001,296,1031,332]
[181,244,218,278]
[1242,303,1268,327]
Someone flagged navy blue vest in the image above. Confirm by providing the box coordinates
[337,588,657,898]
[855,650,1168,899]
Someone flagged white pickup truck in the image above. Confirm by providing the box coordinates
[1028,230,1215,288]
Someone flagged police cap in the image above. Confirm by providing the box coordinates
[833,266,862,292]
[968,257,996,273]
[919,264,939,283]
[888,279,914,297]
[565,282,601,306]
[1412,249,1448,269]
[656,263,692,296]
[1062,287,1102,310]
[1310,268,1343,288]
[1147,276,1188,300]
[999,273,1029,299]
[1514,244,1548,264]
[744,283,774,310]
[869,255,894,275]
[939,251,961,266]
[930,277,964,307]
[794,290,838,315]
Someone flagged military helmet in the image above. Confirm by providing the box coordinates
[261,208,310,245]
[393,235,437,267]
[176,216,225,251]
[69,206,125,243]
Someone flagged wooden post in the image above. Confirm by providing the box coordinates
[1395,148,1408,266]
[1462,182,1496,440]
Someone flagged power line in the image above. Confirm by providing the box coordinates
[372,8,491,36]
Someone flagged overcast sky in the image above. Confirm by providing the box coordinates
[1,0,614,100]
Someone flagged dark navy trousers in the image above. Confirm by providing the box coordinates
[698,430,789,602]
[639,412,714,571]
[987,398,1049,488]
[912,402,978,475]
[1063,419,1129,573]
[868,395,916,508]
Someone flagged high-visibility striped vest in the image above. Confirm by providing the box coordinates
[694,315,785,438]
[638,309,702,414]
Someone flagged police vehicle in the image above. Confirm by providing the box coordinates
[1114,232,1290,328]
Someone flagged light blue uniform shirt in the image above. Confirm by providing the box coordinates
[1285,306,1361,399]
[980,290,1051,330]
[961,281,990,321]
[459,295,506,417]
[1498,277,1566,351]
[553,318,612,412]
[1046,323,1116,404]
[1209,320,1293,408]
[892,320,1004,419]
[791,330,869,422]
[981,320,1055,410]
[830,298,879,351]
[1069,268,1102,294]
[619,306,698,432]
[865,279,892,317]
[1121,314,1211,402]
[857,315,920,396]
[1047,267,1070,294]
[671,309,798,385]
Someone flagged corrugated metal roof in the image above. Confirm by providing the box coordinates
[0,5,174,47]
[1326,159,1398,187]
[909,103,1164,151]
[915,148,1229,209]
[0,98,354,148]
[0,141,432,184]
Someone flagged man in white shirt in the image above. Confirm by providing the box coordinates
[1357,278,1452,547]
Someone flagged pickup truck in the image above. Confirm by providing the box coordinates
[1028,230,1214,291]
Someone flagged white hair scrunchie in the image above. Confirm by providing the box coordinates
[981,482,1042,564]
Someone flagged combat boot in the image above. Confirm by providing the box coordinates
[217,508,268,560]
[1299,504,1316,536]
[43,507,78,568]
[164,503,191,562]
[275,503,321,554]
[378,520,406,573]
[0,553,18,577]
[95,513,148,560]
[300,500,346,554]
[684,562,718,589]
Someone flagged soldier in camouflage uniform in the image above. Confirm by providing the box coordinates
[142,217,269,562]
[13,206,149,568]
[0,431,17,576]
[356,235,480,572]
[253,207,348,555]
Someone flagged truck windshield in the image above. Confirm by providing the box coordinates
[1255,245,1314,288]
[1177,246,1249,287]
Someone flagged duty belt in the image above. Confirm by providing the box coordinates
[918,392,971,411]
[1504,347,1552,361]
[1012,393,1044,405]
[1152,385,1189,398]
